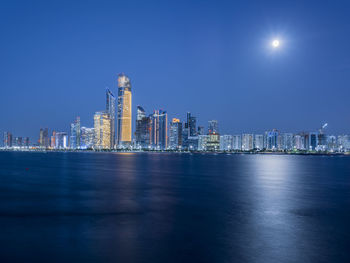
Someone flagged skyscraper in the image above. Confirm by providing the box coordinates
[55,132,68,149]
[39,128,49,148]
[169,118,182,150]
[117,73,132,148]
[220,135,233,151]
[151,110,167,150]
[81,127,95,149]
[254,134,264,150]
[265,129,279,150]
[242,134,254,151]
[232,135,242,150]
[94,111,111,150]
[3,132,13,148]
[70,117,81,149]
[135,106,152,149]
[106,88,116,148]
[186,112,197,137]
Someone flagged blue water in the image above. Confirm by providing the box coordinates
[0,152,349,263]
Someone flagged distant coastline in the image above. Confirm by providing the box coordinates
[1,148,349,156]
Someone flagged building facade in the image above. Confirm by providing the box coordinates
[117,73,132,148]
[106,89,116,148]
[94,111,111,150]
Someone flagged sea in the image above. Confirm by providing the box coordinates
[0,151,349,263]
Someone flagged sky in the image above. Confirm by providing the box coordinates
[1,0,350,141]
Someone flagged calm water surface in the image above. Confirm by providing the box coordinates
[0,152,349,263]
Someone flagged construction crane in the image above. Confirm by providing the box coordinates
[319,123,328,134]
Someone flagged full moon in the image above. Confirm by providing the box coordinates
[272,39,280,48]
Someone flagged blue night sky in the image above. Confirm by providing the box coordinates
[1,0,350,140]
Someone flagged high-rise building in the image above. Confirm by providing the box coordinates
[242,134,254,151]
[55,132,68,149]
[220,135,233,151]
[309,132,318,151]
[186,112,197,137]
[70,117,81,149]
[106,89,116,148]
[293,134,305,150]
[337,135,350,152]
[232,135,242,150]
[39,128,49,148]
[254,134,264,150]
[51,131,56,148]
[265,129,279,150]
[3,132,13,148]
[208,120,219,134]
[117,73,132,148]
[198,135,208,151]
[94,111,112,150]
[81,127,95,149]
[169,118,182,150]
[151,110,167,150]
[206,133,220,151]
[135,106,152,149]
[282,133,294,151]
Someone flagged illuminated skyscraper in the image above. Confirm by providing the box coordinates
[3,132,13,148]
[94,111,111,150]
[254,134,264,150]
[135,106,152,149]
[106,89,116,148]
[169,118,182,150]
[220,135,233,151]
[81,127,95,149]
[242,134,254,151]
[151,110,167,150]
[55,132,68,149]
[117,73,132,148]
[70,117,81,149]
[39,128,49,148]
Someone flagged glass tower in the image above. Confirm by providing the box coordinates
[106,89,116,148]
[117,73,132,148]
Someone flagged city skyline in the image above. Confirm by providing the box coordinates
[1,0,350,139]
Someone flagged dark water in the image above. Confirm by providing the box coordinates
[0,152,349,263]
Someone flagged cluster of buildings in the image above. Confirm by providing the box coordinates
[1,74,350,153]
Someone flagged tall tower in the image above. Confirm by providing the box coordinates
[117,73,132,148]
[106,89,116,148]
[94,111,111,150]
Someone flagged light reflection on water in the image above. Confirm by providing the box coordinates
[0,152,349,263]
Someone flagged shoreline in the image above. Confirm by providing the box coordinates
[0,148,349,156]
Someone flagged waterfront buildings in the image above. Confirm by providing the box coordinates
[94,111,111,150]
[135,106,152,149]
[106,89,116,148]
[206,133,220,151]
[232,135,242,150]
[220,135,233,151]
[55,132,68,149]
[117,73,132,148]
[39,128,49,148]
[81,127,95,149]
[169,118,182,150]
[70,117,81,149]
[265,129,279,150]
[151,110,167,150]
[242,134,254,151]
[3,132,13,148]
[254,134,264,150]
